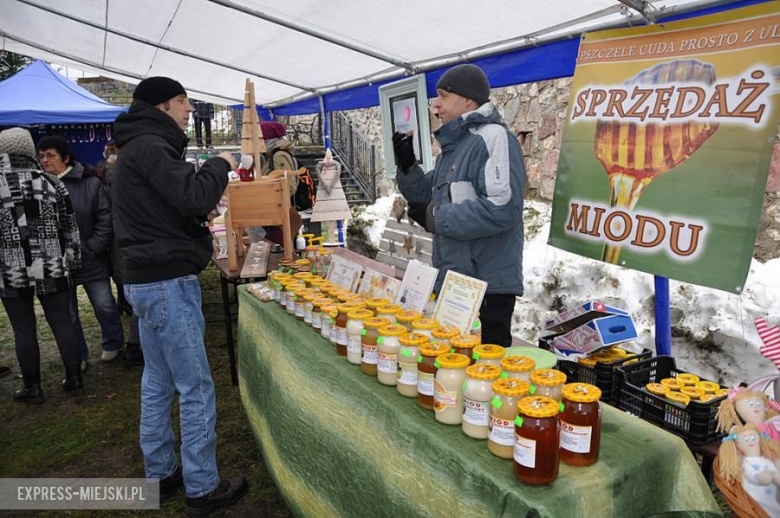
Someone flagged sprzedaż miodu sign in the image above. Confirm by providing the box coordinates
[549,2,780,293]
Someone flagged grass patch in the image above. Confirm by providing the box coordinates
[0,264,293,517]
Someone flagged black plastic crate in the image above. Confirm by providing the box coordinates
[538,337,652,403]
[615,355,725,444]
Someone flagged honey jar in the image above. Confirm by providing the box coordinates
[375,304,402,324]
[501,356,536,382]
[451,335,480,365]
[560,383,602,467]
[462,364,502,439]
[335,303,362,355]
[514,396,561,485]
[410,318,440,339]
[360,317,391,377]
[377,324,407,386]
[434,353,471,425]
[431,325,460,348]
[396,310,423,331]
[416,342,450,410]
[529,369,567,402]
[346,309,374,365]
[489,378,530,459]
[473,344,505,368]
[397,333,428,398]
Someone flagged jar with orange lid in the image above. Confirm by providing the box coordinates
[473,344,505,368]
[529,369,567,402]
[364,298,391,312]
[411,318,440,339]
[489,378,530,459]
[320,304,337,340]
[434,353,471,425]
[361,317,391,376]
[417,343,450,410]
[335,303,362,355]
[501,356,535,382]
[293,287,314,320]
[451,335,480,365]
[645,383,669,397]
[293,272,313,285]
[271,273,292,301]
[328,306,339,345]
[311,297,331,330]
[376,304,402,324]
[346,309,374,365]
[397,333,427,397]
[560,383,602,467]
[462,363,502,439]
[431,325,459,347]
[349,298,368,308]
[337,291,360,304]
[318,282,337,297]
[396,310,423,331]
[308,278,328,292]
[377,324,407,386]
[284,283,304,314]
[514,396,561,485]
[303,292,320,324]
[277,279,297,307]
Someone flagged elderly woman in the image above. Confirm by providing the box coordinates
[0,128,83,401]
[37,136,124,369]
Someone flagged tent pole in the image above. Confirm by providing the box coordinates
[319,96,330,150]
[654,276,672,356]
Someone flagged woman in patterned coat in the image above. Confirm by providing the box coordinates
[0,127,83,403]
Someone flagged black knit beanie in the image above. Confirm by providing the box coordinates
[436,64,490,105]
[133,77,187,106]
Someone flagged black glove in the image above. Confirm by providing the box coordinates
[408,202,436,234]
[392,132,416,173]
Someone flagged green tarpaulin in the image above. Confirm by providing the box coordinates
[237,287,721,518]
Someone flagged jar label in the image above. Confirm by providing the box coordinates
[489,416,515,446]
[513,434,536,468]
[434,379,457,413]
[347,335,362,355]
[295,303,304,318]
[312,313,322,329]
[362,345,378,365]
[397,362,418,385]
[463,397,489,426]
[560,421,593,454]
[418,371,434,395]
[378,352,397,374]
[336,327,348,346]
[279,292,287,305]
[304,310,312,324]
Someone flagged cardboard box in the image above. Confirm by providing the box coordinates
[542,301,637,355]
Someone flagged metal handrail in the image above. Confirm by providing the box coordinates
[329,111,376,202]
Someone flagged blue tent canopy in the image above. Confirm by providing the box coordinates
[0,60,126,125]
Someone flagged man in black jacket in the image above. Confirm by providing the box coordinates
[112,77,247,515]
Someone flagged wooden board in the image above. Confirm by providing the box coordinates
[240,241,270,278]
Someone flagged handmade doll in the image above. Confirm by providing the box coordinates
[717,385,780,442]
[718,423,780,516]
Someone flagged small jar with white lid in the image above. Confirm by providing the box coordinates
[501,356,536,382]
[473,344,506,368]
[377,324,407,386]
[462,363,503,439]
[346,309,374,365]
[410,318,440,339]
[397,333,428,398]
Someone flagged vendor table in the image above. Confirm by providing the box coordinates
[211,246,279,385]
[237,288,721,518]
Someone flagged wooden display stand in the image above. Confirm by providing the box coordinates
[224,175,293,271]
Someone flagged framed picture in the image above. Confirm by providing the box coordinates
[379,75,434,178]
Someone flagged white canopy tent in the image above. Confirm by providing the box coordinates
[0,0,753,111]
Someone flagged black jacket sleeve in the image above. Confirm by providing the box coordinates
[85,178,113,255]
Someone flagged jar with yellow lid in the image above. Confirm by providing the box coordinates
[284,283,305,314]
[666,392,691,407]
[695,381,720,394]
[560,383,602,467]
[577,356,598,368]
[293,271,313,285]
[462,364,502,439]
[364,298,391,312]
[501,356,536,382]
[320,304,337,340]
[397,333,427,397]
[328,306,339,345]
[311,297,331,330]
[434,353,471,425]
[271,273,292,301]
[377,324,407,386]
[529,369,567,402]
[645,383,669,396]
[278,258,294,273]
[376,304,402,324]
[396,310,423,331]
[347,309,374,365]
[308,278,328,292]
[473,344,505,368]
[293,287,314,320]
[277,279,297,307]
[417,343,450,410]
[451,335,480,365]
[318,282,338,297]
[361,317,391,377]
[431,325,459,347]
[303,292,320,325]
[335,303,362,355]
[489,378,530,459]
[411,318,440,339]
[337,291,360,304]
[514,396,561,485]
[680,386,705,400]
[660,378,684,391]
[676,373,700,386]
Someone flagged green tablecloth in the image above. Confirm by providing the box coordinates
[237,288,721,518]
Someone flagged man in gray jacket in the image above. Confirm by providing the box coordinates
[395,64,525,347]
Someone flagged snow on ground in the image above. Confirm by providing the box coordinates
[357,197,780,388]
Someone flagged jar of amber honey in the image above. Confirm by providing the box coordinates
[514,396,560,485]
[559,383,602,467]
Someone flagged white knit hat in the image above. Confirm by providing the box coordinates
[0,127,37,159]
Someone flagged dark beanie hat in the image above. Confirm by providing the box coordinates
[436,64,490,105]
[260,121,287,139]
[133,77,187,106]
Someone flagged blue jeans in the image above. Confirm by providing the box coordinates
[69,279,124,360]
[124,275,219,498]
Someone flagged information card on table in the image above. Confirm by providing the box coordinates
[395,259,438,313]
[432,271,487,334]
[358,268,402,301]
[326,254,364,292]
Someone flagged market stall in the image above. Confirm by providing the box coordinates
[237,288,720,518]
